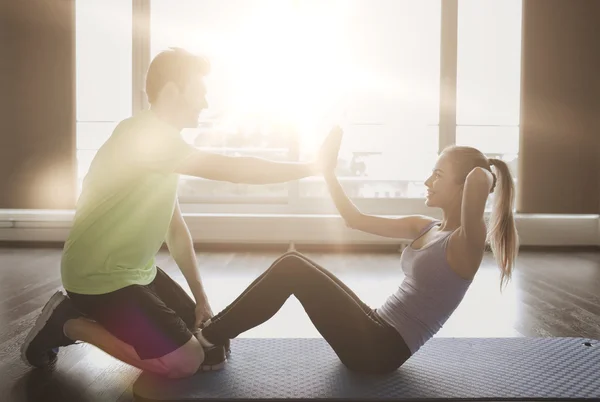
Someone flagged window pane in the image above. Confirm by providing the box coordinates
[75,0,132,188]
[338,0,442,126]
[75,0,132,122]
[456,0,522,125]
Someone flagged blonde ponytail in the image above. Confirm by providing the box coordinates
[488,158,519,292]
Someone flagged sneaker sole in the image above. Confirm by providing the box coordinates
[200,358,227,372]
[20,291,66,367]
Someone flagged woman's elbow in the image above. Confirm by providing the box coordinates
[343,214,363,230]
[467,167,492,185]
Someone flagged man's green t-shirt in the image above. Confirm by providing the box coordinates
[61,110,196,295]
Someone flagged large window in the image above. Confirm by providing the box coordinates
[456,0,522,180]
[296,1,441,201]
[76,0,522,213]
[151,1,441,205]
[75,0,132,196]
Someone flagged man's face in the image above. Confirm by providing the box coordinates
[178,74,208,128]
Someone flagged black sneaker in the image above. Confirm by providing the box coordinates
[21,291,80,368]
[200,319,231,357]
[199,345,227,371]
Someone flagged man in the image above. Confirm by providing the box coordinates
[20,48,341,378]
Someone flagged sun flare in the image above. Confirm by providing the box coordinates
[211,1,354,149]
[153,0,430,153]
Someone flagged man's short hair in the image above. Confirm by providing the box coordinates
[145,47,210,104]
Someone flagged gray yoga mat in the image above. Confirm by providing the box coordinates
[134,337,600,401]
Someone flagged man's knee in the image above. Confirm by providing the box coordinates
[159,336,205,378]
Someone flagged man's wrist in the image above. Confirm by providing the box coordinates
[194,293,208,303]
[190,283,208,304]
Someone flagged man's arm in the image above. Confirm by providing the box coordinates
[175,150,319,184]
[165,199,209,311]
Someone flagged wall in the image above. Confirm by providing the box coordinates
[0,1,76,209]
[518,0,600,214]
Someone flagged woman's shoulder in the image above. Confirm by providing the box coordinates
[408,216,442,240]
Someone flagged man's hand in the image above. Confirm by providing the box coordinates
[317,126,344,174]
[195,300,214,329]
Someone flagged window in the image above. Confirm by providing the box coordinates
[297,1,442,201]
[456,0,522,181]
[75,0,522,213]
[150,0,441,207]
[75,0,132,195]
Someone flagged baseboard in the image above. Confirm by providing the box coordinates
[0,240,404,253]
[0,210,598,247]
[0,241,597,253]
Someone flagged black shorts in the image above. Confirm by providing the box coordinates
[67,267,196,360]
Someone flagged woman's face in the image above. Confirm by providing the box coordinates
[423,152,464,209]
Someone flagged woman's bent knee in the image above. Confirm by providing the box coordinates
[159,336,205,378]
[274,253,309,270]
[282,250,305,258]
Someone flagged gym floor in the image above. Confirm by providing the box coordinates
[1,247,600,402]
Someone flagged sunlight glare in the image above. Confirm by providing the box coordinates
[217,1,354,149]
[151,0,443,156]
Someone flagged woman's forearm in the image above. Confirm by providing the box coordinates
[324,173,362,223]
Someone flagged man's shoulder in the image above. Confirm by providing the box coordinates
[115,110,178,138]
[115,111,150,133]
[107,112,159,148]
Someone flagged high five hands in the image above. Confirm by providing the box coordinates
[316,126,344,176]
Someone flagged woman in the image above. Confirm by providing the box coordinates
[197,128,519,374]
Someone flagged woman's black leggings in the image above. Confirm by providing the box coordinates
[202,251,411,373]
